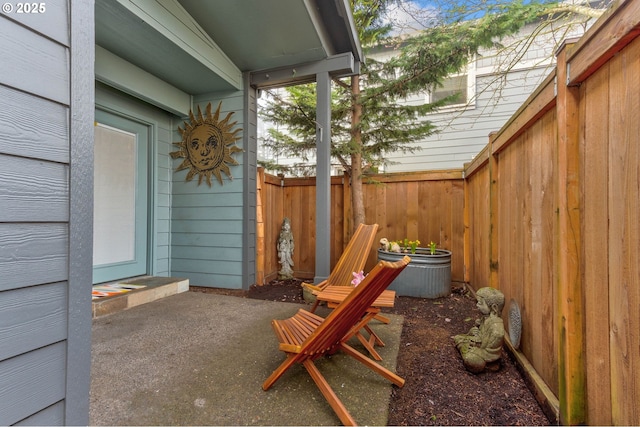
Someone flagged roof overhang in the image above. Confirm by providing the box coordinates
[95,0,363,95]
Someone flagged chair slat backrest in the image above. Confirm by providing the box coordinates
[325,223,379,288]
[302,256,410,357]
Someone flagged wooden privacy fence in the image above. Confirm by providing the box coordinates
[256,168,464,284]
[257,0,640,424]
[257,170,347,283]
[464,0,640,424]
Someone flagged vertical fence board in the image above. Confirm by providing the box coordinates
[540,111,558,395]
[466,165,490,288]
[406,182,419,239]
[450,181,465,280]
[607,40,640,425]
[581,64,612,424]
[331,182,344,267]
[523,125,546,370]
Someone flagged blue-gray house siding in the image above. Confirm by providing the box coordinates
[170,92,250,289]
[0,1,94,425]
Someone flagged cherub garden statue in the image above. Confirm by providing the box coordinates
[453,287,506,373]
[277,217,294,279]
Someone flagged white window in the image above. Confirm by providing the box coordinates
[403,60,476,110]
[431,74,468,105]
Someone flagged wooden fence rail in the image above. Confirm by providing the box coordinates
[257,0,640,423]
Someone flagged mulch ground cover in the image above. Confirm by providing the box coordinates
[191,279,550,426]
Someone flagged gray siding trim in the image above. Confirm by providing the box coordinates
[66,0,95,424]
[243,73,258,289]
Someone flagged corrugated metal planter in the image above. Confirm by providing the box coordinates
[377,248,452,298]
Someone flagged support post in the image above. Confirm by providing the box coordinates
[314,71,331,283]
[555,41,586,425]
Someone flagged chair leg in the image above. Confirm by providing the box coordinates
[363,324,385,347]
[373,313,390,324]
[344,312,385,360]
[355,328,383,361]
[302,359,357,426]
[263,354,297,391]
[340,342,405,388]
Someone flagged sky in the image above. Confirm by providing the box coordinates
[384,0,554,34]
[384,0,435,35]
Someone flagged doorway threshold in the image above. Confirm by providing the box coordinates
[92,276,189,319]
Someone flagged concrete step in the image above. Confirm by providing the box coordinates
[92,276,189,318]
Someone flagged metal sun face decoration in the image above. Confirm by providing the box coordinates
[171,102,243,186]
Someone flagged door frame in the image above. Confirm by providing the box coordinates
[93,106,156,283]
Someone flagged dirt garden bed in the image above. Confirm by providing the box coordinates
[191,279,550,426]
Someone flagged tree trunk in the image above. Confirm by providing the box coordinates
[350,75,366,232]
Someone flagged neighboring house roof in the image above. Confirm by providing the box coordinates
[95,0,363,96]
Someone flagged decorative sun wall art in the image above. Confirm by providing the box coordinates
[170,102,243,186]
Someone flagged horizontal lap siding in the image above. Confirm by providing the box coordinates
[0,4,88,424]
[0,224,68,291]
[171,94,246,288]
[0,343,67,425]
[0,156,69,222]
[155,118,175,276]
[0,85,69,163]
[14,401,65,426]
[0,16,69,105]
[0,283,68,361]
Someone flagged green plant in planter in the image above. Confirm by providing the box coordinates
[429,241,437,255]
[381,238,421,254]
[395,239,420,254]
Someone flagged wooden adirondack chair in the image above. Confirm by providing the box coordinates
[263,256,410,426]
[304,222,392,341]
[301,223,379,301]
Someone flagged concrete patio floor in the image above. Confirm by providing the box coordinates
[90,291,404,426]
